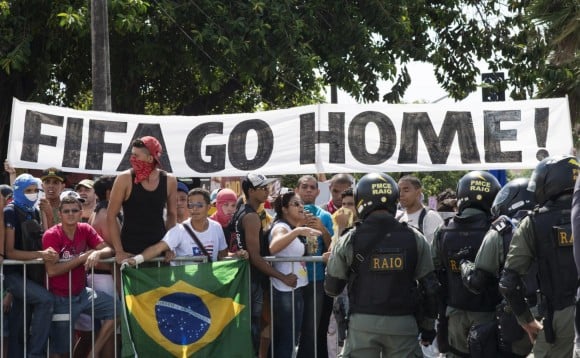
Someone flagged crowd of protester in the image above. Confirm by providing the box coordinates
[2,135,580,358]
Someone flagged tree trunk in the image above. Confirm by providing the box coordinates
[91,0,112,112]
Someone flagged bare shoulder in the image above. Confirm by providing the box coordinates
[114,170,132,186]
[165,172,177,184]
[110,170,132,201]
[242,211,260,226]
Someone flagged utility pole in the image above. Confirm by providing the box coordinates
[91,0,112,111]
[330,84,338,104]
[483,72,507,185]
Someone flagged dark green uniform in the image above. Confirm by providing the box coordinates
[431,208,497,357]
[504,212,574,357]
[327,214,435,358]
[474,221,535,356]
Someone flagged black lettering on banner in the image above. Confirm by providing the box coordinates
[299,112,345,164]
[229,119,273,170]
[21,110,63,162]
[85,120,127,170]
[185,122,225,173]
[348,111,396,165]
[62,117,83,168]
[116,124,171,172]
[398,111,480,164]
[535,107,550,160]
[484,110,521,163]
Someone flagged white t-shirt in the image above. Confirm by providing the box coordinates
[398,207,444,245]
[269,221,308,291]
[162,219,227,265]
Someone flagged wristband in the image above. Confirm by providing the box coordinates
[133,254,145,265]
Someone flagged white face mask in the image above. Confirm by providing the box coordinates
[25,193,39,202]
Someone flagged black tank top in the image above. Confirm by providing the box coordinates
[121,171,167,254]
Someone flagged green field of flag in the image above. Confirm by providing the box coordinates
[121,259,252,357]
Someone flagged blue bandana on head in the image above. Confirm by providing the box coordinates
[13,174,41,213]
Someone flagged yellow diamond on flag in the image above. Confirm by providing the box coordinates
[125,280,245,357]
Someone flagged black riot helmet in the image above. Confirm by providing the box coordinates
[491,178,535,218]
[0,184,13,200]
[456,171,501,214]
[355,173,399,219]
[528,154,580,205]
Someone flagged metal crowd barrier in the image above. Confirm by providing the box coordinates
[0,255,325,358]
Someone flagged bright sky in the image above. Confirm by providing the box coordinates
[326,60,489,105]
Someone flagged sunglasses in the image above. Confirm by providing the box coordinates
[61,209,80,215]
[187,202,206,209]
[289,200,304,207]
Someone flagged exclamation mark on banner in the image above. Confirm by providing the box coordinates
[535,108,549,160]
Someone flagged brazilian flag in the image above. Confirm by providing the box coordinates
[121,259,251,357]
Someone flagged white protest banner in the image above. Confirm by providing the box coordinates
[8,97,573,177]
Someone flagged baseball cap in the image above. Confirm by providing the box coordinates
[140,136,162,166]
[242,174,277,193]
[75,179,94,190]
[41,167,66,182]
[60,190,85,203]
[177,181,189,194]
[210,188,220,204]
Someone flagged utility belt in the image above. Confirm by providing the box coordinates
[442,295,540,358]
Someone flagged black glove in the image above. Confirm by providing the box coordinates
[420,328,437,345]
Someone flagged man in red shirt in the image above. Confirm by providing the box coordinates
[43,191,119,358]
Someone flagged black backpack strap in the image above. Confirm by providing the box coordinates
[418,207,428,233]
[183,223,212,262]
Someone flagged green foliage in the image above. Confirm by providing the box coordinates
[0,0,577,162]
[395,171,467,198]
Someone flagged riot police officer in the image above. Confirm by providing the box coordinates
[461,177,537,357]
[500,154,579,357]
[432,170,501,357]
[325,173,439,357]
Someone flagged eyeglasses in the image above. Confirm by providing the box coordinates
[61,209,80,215]
[187,202,206,209]
[289,200,304,207]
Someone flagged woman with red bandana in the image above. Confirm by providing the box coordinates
[209,188,238,237]
[107,136,177,264]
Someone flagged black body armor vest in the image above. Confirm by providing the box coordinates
[349,212,418,316]
[439,213,500,311]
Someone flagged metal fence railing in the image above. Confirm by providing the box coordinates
[1,255,326,358]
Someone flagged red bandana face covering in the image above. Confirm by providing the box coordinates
[130,157,156,184]
[326,199,338,214]
[213,202,234,227]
